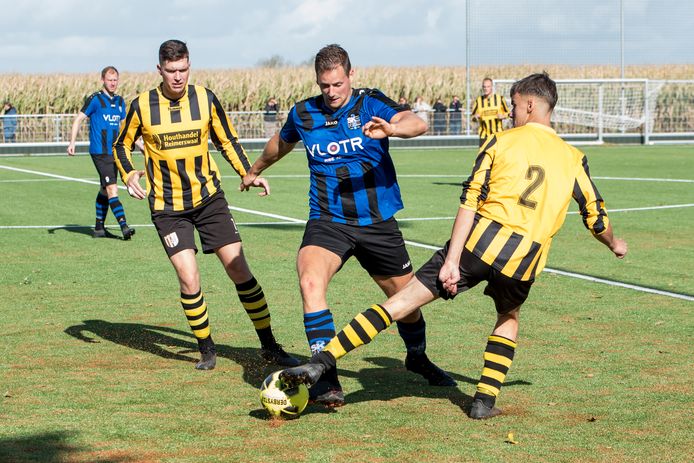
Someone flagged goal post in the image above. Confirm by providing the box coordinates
[493,79,663,143]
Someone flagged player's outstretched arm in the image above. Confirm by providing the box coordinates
[362,111,427,140]
[593,223,628,258]
[125,170,146,200]
[66,112,87,156]
[439,207,476,295]
[240,133,295,193]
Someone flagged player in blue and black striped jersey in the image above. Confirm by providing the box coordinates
[242,44,456,406]
[67,66,136,239]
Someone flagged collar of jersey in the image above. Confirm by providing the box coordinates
[158,83,188,102]
[101,90,118,100]
[526,122,557,134]
[317,88,362,118]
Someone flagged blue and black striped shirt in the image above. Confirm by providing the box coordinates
[280,88,407,226]
[81,91,125,156]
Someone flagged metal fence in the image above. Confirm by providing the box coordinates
[1,79,692,147]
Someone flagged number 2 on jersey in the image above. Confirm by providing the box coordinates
[518,165,545,209]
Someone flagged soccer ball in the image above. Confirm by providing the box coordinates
[259,370,309,419]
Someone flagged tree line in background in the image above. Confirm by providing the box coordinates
[1,64,692,114]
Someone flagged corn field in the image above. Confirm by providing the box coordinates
[1,64,693,114]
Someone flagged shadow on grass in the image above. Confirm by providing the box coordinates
[338,356,531,414]
[63,320,532,417]
[0,430,131,463]
[431,181,463,187]
[63,320,303,388]
[47,224,123,239]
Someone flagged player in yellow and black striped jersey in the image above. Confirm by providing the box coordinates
[114,79,250,212]
[280,72,628,420]
[472,77,510,146]
[114,39,298,371]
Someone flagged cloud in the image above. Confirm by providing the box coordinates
[0,0,691,72]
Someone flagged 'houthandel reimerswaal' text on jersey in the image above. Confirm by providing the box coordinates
[280,88,407,226]
[153,129,202,150]
[114,84,251,212]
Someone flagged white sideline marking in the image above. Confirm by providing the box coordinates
[1,163,691,301]
[542,269,694,302]
[397,202,694,222]
[0,165,127,190]
[225,174,694,183]
[0,178,76,183]
[228,206,306,224]
[0,221,297,230]
[593,176,694,183]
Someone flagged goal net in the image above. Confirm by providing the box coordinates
[494,79,664,134]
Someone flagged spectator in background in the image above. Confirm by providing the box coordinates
[449,95,462,134]
[412,96,431,125]
[472,78,509,146]
[263,97,279,138]
[432,98,447,135]
[2,101,17,143]
[398,96,408,107]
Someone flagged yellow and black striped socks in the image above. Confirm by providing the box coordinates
[474,334,517,404]
[323,304,393,361]
[236,277,274,345]
[180,290,213,351]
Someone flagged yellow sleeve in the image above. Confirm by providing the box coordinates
[471,97,479,115]
[114,97,142,183]
[208,91,251,177]
[499,94,510,116]
[573,155,610,235]
[460,136,496,211]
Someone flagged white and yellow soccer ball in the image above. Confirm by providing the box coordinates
[259,370,309,419]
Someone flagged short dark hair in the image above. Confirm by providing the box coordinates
[510,72,558,110]
[159,40,189,65]
[314,44,351,75]
[101,66,118,79]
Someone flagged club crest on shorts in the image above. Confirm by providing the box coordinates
[105,176,110,183]
[164,232,179,248]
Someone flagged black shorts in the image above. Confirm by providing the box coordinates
[415,241,533,314]
[151,191,241,257]
[90,154,118,187]
[300,218,412,277]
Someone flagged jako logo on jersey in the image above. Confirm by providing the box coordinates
[164,232,179,248]
[102,114,121,123]
[324,120,338,127]
[308,137,364,158]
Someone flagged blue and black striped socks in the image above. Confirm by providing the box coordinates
[304,309,336,355]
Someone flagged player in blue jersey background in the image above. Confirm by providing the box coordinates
[242,44,456,406]
[67,66,137,239]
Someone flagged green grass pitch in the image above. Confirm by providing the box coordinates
[0,145,692,462]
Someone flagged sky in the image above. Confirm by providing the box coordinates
[1,0,692,73]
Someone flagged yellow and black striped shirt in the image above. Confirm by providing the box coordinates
[114,84,251,212]
[460,123,609,281]
[472,93,510,140]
